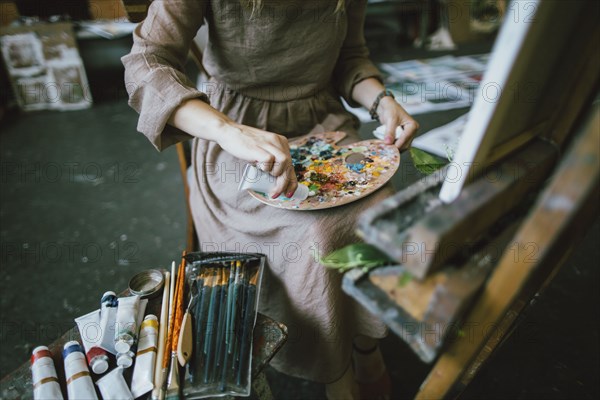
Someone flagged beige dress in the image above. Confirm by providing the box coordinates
[122,0,389,383]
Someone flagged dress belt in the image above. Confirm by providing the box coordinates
[197,78,337,103]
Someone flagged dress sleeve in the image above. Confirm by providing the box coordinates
[332,0,383,108]
[121,0,209,151]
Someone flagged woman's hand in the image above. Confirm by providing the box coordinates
[218,123,298,199]
[376,96,419,150]
[168,99,298,199]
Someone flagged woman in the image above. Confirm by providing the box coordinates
[122,0,418,398]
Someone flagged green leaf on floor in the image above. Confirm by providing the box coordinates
[410,147,447,175]
[321,243,394,273]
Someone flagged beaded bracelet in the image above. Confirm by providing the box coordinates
[369,89,395,121]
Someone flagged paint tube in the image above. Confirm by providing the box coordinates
[95,366,134,400]
[238,164,309,200]
[63,341,98,400]
[74,309,109,374]
[116,296,149,368]
[31,346,63,400]
[99,291,118,354]
[114,295,140,354]
[131,314,159,398]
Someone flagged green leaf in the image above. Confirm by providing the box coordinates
[321,243,394,273]
[410,147,447,175]
[397,272,413,287]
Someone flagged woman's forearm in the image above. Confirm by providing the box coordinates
[351,77,386,110]
[167,98,241,142]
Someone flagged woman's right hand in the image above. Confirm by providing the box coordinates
[218,123,298,199]
[168,99,298,198]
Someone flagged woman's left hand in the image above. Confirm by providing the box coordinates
[376,96,419,150]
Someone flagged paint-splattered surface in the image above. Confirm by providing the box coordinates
[249,131,400,210]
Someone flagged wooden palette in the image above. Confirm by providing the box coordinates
[248,131,400,210]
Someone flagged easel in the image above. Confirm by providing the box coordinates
[344,1,599,397]
[415,101,599,398]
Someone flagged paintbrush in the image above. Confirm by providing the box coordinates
[236,268,259,386]
[192,268,210,383]
[232,262,248,379]
[166,258,186,400]
[220,261,237,391]
[213,266,229,385]
[160,261,177,397]
[203,268,222,383]
[177,253,194,368]
[224,261,235,352]
[227,261,241,357]
[152,270,170,400]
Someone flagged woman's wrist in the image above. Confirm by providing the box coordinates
[376,96,397,119]
[170,98,241,144]
[369,89,395,121]
[215,121,244,146]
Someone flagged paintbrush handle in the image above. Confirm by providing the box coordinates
[191,284,209,382]
[203,284,221,383]
[213,276,228,380]
[152,271,170,400]
[164,261,178,369]
[236,284,257,386]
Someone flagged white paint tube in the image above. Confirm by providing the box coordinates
[31,345,64,400]
[116,297,149,369]
[95,366,134,400]
[114,295,141,354]
[99,291,118,354]
[74,309,109,374]
[62,341,98,400]
[131,314,159,398]
[238,164,309,200]
[99,294,147,355]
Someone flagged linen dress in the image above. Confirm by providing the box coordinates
[122,0,390,383]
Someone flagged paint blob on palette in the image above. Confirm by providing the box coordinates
[248,131,400,210]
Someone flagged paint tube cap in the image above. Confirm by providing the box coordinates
[64,340,81,349]
[87,347,109,374]
[90,356,109,374]
[31,346,52,365]
[32,345,49,355]
[101,291,117,306]
[62,341,84,359]
[116,352,133,368]
[114,337,132,354]
[140,314,159,332]
[289,183,309,201]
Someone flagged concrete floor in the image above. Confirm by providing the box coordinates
[1,21,599,400]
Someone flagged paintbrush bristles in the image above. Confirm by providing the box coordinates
[249,269,259,286]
